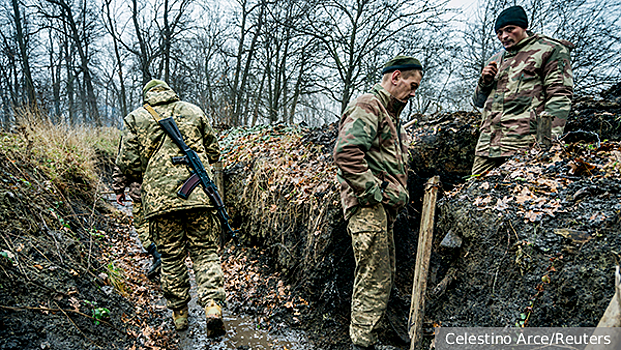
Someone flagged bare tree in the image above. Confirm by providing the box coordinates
[11,0,36,107]
[294,0,450,113]
[102,0,127,117]
[41,0,101,125]
[226,0,266,126]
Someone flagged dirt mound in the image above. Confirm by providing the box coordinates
[0,140,183,349]
[0,147,137,349]
[566,92,621,142]
[428,142,621,335]
[219,124,356,347]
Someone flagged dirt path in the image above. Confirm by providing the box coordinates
[110,196,314,349]
[176,268,313,350]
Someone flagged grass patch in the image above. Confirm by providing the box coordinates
[0,106,120,190]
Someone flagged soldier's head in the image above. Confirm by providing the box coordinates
[495,6,529,50]
[142,79,171,100]
[380,56,423,103]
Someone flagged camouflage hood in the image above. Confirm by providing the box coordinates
[472,33,573,158]
[143,80,180,106]
[333,84,410,219]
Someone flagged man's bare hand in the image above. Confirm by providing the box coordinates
[481,61,498,85]
[116,193,126,206]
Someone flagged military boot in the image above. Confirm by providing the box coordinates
[145,243,161,281]
[172,305,189,331]
[204,300,225,337]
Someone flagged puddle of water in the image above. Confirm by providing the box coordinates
[177,262,314,350]
[179,309,312,350]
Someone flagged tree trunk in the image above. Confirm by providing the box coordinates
[104,0,127,117]
[63,26,75,125]
[11,0,36,107]
[49,29,61,119]
[132,0,152,85]
[163,0,171,82]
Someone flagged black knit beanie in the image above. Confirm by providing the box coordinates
[495,6,528,32]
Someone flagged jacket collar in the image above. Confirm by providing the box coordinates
[371,84,407,119]
[508,32,538,52]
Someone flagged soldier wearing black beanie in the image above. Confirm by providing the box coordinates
[470,5,574,175]
[495,5,529,32]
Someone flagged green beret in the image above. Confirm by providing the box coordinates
[142,79,170,97]
[382,56,423,75]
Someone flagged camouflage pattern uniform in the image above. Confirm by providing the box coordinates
[116,81,224,310]
[111,167,152,250]
[333,84,409,348]
[472,33,573,174]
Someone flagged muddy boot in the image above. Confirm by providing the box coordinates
[204,300,225,337]
[172,305,189,331]
[145,243,161,281]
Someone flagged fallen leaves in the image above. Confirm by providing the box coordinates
[568,158,595,176]
[222,248,309,322]
[450,141,621,224]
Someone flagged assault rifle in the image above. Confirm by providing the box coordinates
[158,116,240,246]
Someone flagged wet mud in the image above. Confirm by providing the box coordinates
[177,267,313,350]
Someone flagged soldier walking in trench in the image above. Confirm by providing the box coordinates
[112,167,161,281]
[116,79,226,336]
[471,5,574,175]
[333,56,423,350]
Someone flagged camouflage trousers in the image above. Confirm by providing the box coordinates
[471,155,508,175]
[132,201,152,250]
[150,209,225,310]
[348,203,396,348]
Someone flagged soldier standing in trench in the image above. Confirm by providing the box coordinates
[471,5,574,175]
[333,56,423,350]
[111,167,161,281]
[116,79,226,336]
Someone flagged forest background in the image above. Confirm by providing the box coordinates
[1,0,620,130]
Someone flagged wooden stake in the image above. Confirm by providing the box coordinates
[408,175,440,350]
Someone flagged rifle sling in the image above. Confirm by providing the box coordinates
[143,103,200,198]
[144,103,165,122]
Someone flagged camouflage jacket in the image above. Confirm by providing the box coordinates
[116,83,220,219]
[111,166,141,202]
[333,84,410,220]
[473,33,573,158]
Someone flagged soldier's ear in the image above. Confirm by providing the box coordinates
[391,70,402,85]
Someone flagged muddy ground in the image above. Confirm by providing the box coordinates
[1,84,620,350]
[0,143,317,350]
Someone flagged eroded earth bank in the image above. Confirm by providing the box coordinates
[1,83,620,349]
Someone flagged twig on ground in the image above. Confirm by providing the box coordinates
[0,231,30,281]
[53,301,102,349]
[39,213,64,264]
[0,304,132,337]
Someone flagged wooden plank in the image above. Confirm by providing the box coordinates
[408,175,441,350]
